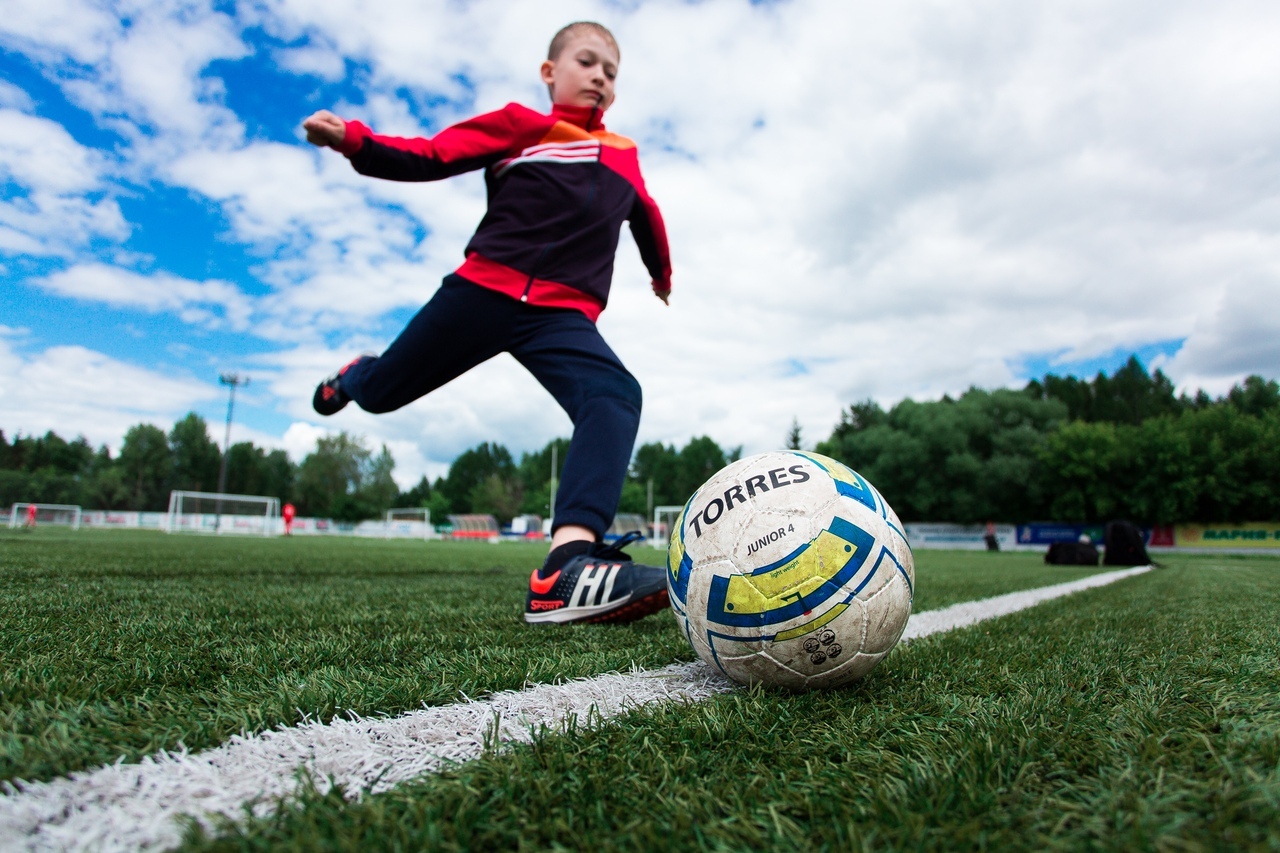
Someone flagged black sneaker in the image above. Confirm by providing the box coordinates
[525,532,670,624]
[312,355,368,416]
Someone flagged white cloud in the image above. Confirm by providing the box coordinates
[1166,272,1280,393]
[0,331,219,452]
[0,0,119,66]
[281,421,331,463]
[19,1,246,147]
[35,265,254,331]
[0,108,128,254]
[0,80,34,111]
[249,0,515,104]
[274,42,346,81]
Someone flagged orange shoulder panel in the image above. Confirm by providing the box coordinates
[539,121,595,145]
[595,131,636,150]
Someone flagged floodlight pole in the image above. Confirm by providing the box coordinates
[215,373,249,531]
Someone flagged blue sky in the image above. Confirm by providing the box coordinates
[3,0,1279,486]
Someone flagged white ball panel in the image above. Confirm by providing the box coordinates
[803,651,886,690]
[735,648,810,691]
[862,569,913,655]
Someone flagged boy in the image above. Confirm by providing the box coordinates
[302,22,672,625]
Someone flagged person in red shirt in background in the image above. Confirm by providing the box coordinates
[24,502,37,529]
[282,502,296,536]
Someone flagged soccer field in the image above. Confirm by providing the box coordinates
[2,531,1278,850]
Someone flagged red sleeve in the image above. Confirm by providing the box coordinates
[602,144,672,292]
[627,168,673,293]
[336,103,548,182]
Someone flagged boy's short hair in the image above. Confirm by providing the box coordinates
[548,21,619,61]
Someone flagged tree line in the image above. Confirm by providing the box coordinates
[396,434,745,526]
[814,358,1280,524]
[0,415,397,521]
[3,357,1277,525]
[0,415,743,525]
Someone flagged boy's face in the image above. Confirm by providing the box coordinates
[540,32,619,111]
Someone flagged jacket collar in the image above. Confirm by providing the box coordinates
[551,102,606,132]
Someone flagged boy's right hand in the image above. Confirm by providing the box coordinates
[302,110,346,148]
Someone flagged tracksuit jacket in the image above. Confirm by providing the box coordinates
[335,102,672,322]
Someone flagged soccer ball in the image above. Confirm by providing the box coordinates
[666,451,914,690]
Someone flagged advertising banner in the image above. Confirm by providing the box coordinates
[905,523,1017,550]
[350,519,433,539]
[1175,523,1280,549]
[1015,523,1104,546]
[167,513,276,535]
[288,517,336,535]
[1148,525,1175,547]
[1016,523,1173,548]
[82,511,167,530]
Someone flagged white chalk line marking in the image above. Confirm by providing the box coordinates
[900,565,1151,641]
[0,566,1151,852]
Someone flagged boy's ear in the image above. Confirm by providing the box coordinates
[540,59,556,87]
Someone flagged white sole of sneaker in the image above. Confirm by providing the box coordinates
[524,587,670,625]
[524,593,636,624]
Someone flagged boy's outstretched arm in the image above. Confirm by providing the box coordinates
[301,103,541,183]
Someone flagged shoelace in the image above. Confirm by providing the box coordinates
[590,530,645,561]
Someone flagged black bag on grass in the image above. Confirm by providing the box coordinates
[1045,541,1099,565]
[1104,520,1151,566]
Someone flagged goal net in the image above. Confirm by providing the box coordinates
[652,505,685,548]
[9,503,83,530]
[384,507,433,540]
[166,490,281,536]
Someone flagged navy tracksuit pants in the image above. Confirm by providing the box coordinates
[338,275,641,539]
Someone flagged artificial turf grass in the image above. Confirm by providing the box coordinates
[0,531,679,785]
[185,556,1279,852]
[1,530,1108,787]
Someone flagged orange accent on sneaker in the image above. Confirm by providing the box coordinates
[322,386,336,400]
[529,568,561,595]
[529,599,564,611]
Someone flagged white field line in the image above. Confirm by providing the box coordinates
[0,566,1151,852]
[900,565,1151,641]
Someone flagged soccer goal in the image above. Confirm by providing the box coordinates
[166,491,281,536]
[8,503,83,530]
[384,507,433,540]
[652,505,685,548]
